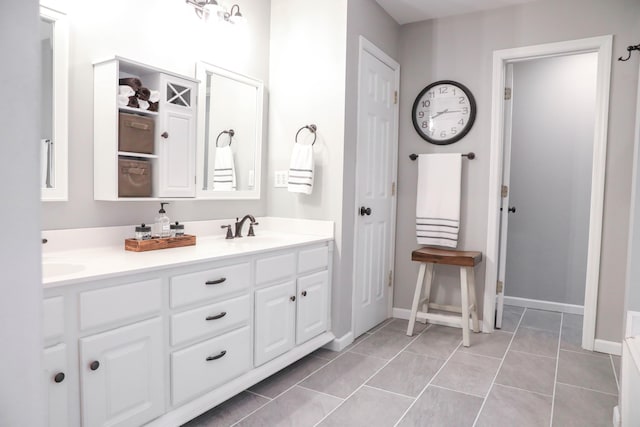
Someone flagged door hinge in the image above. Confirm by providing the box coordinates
[394,91,398,105]
[501,185,508,198]
[496,280,503,294]
[388,270,393,287]
[504,87,512,100]
[391,182,396,196]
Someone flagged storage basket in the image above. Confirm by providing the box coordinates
[118,158,152,197]
[118,112,154,154]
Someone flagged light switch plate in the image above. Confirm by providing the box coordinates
[274,171,288,188]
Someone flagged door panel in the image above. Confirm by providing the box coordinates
[254,281,296,366]
[296,270,329,344]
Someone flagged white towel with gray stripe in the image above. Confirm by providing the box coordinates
[287,143,314,195]
[213,145,236,191]
[416,153,461,248]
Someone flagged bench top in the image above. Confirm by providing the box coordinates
[412,247,482,267]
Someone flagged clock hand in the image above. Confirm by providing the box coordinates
[431,108,449,119]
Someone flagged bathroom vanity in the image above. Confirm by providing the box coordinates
[42,218,334,427]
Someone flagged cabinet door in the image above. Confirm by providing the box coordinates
[157,75,196,197]
[44,344,68,427]
[296,270,329,344]
[80,317,164,427]
[254,281,296,366]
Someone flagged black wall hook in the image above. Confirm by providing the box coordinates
[619,44,640,62]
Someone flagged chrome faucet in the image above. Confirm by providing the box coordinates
[234,215,258,238]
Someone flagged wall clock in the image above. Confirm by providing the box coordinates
[411,80,476,145]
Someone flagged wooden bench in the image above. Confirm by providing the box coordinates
[406,247,482,347]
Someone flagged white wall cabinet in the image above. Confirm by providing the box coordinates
[44,344,69,427]
[79,317,164,427]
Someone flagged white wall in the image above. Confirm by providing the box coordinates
[41,0,271,230]
[0,1,46,425]
[505,53,597,306]
[395,0,640,343]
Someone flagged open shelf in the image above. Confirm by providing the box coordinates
[118,151,158,159]
[118,106,158,116]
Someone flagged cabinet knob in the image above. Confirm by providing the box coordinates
[89,361,100,371]
[53,372,65,383]
[290,295,296,302]
[301,291,307,297]
[161,131,169,139]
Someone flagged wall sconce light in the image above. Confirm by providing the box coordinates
[186,0,246,24]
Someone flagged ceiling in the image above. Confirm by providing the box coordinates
[374,0,541,25]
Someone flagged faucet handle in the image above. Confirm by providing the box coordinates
[220,225,234,239]
[248,222,258,237]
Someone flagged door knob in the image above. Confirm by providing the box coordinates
[508,206,516,213]
[360,206,372,216]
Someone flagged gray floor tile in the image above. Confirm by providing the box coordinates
[612,355,621,387]
[236,386,341,427]
[552,383,618,427]
[367,318,393,333]
[504,304,525,314]
[300,351,386,398]
[510,326,559,358]
[476,384,552,427]
[499,308,523,333]
[520,308,562,332]
[397,385,483,427]
[559,313,606,357]
[181,391,269,427]
[249,355,329,398]
[341,332,371,353]
[405,325,462,359]
[349,328,416,360]
[311,348,341,361]
[431,351,501,397]
[495,350,556,395]
[318,386,413,427]
[557,350,618,395]
[382,318,428,334]
[367,351,444,397]
[458,330,513,359]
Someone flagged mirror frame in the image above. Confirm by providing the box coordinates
[195,62,264,200]
[40,5,69,201]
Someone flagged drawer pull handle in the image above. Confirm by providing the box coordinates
[89,361,100,371]
[206,312,227,321]
[301,291,307,297]
[206,350,227,361]
[205,278,227,285]
[53,372,65,383]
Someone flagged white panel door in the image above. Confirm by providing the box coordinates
[254,281,296,366]
[354,41,399,337]
[296,270,329,344]
[44,344,68,427]
[80,317,164,427]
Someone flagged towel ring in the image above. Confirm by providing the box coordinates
[216,129,235,147]
[295,124,317,146]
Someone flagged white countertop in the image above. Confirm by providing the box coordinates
[42,217,334,288]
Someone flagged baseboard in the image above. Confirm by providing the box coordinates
[503,296,584,315]
[323,331,353,351]
[612,405,620,427]
[594,339,622,356]
[392,307,483,332]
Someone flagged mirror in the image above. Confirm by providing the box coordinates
[40,6,69,201]
[196,62,264,200]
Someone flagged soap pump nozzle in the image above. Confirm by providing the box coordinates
[159,202,169,213]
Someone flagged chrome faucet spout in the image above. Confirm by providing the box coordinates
[234,214,258,238]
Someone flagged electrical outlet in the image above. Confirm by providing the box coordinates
[274,171,288,188]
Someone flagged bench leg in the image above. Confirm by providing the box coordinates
[419,263,434,324]
[467,266,480,333]
[459,267,471,347]
[407,263,427,336]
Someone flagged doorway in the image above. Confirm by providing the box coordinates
[352,37,400,338]
[484,36,613,351]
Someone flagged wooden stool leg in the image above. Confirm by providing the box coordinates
[467,266,480,333]
[459,267,471,347]
[407,263,426,336]
[419,263,435,324]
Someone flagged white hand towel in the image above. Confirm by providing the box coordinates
[213,145,236,191]
[287,143,314,195]
[149,90,160,103]
[117,94,130,107]
[119,85,135,96]
[416,153,462,248]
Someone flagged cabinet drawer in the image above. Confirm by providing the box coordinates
[298,245,329,274]
[43,296,64,342]
[255,253,295,285]
[170,263,250,308]
[171,326,251,405]
[80,278,162,331]
[171,294,250,346]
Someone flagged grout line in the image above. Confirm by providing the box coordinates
[347,347,396,361]
[610,354,620,392]
[363,384,416,400]
[555,381,619,397]
[509,348,557,360]
[470,306,526,427]
[312,324,434,427]
[244,389,272,401]
[549,312,563,426]
[296,384,346,401]
[228,395,273,426]
[429,383,486,399]
[491,382,553,398]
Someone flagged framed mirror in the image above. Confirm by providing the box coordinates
[196,62,264,200]
[40,5,69,201]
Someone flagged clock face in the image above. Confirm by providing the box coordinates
[411,80,476,145]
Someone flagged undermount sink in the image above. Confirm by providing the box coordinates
[43,262,85,277]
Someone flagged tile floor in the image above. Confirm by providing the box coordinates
[183,307,620,427]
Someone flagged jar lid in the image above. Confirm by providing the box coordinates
[136,223,151,232]
[170,221,184,230]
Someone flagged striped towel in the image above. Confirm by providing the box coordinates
[287,143,314,195]
[213,145,236,191]
[416,153,462,248]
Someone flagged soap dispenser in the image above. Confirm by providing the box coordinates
[155,202,171,238]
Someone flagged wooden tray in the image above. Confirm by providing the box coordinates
[125,235,196,252]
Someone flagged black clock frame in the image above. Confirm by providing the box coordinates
[411,80,477,145]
